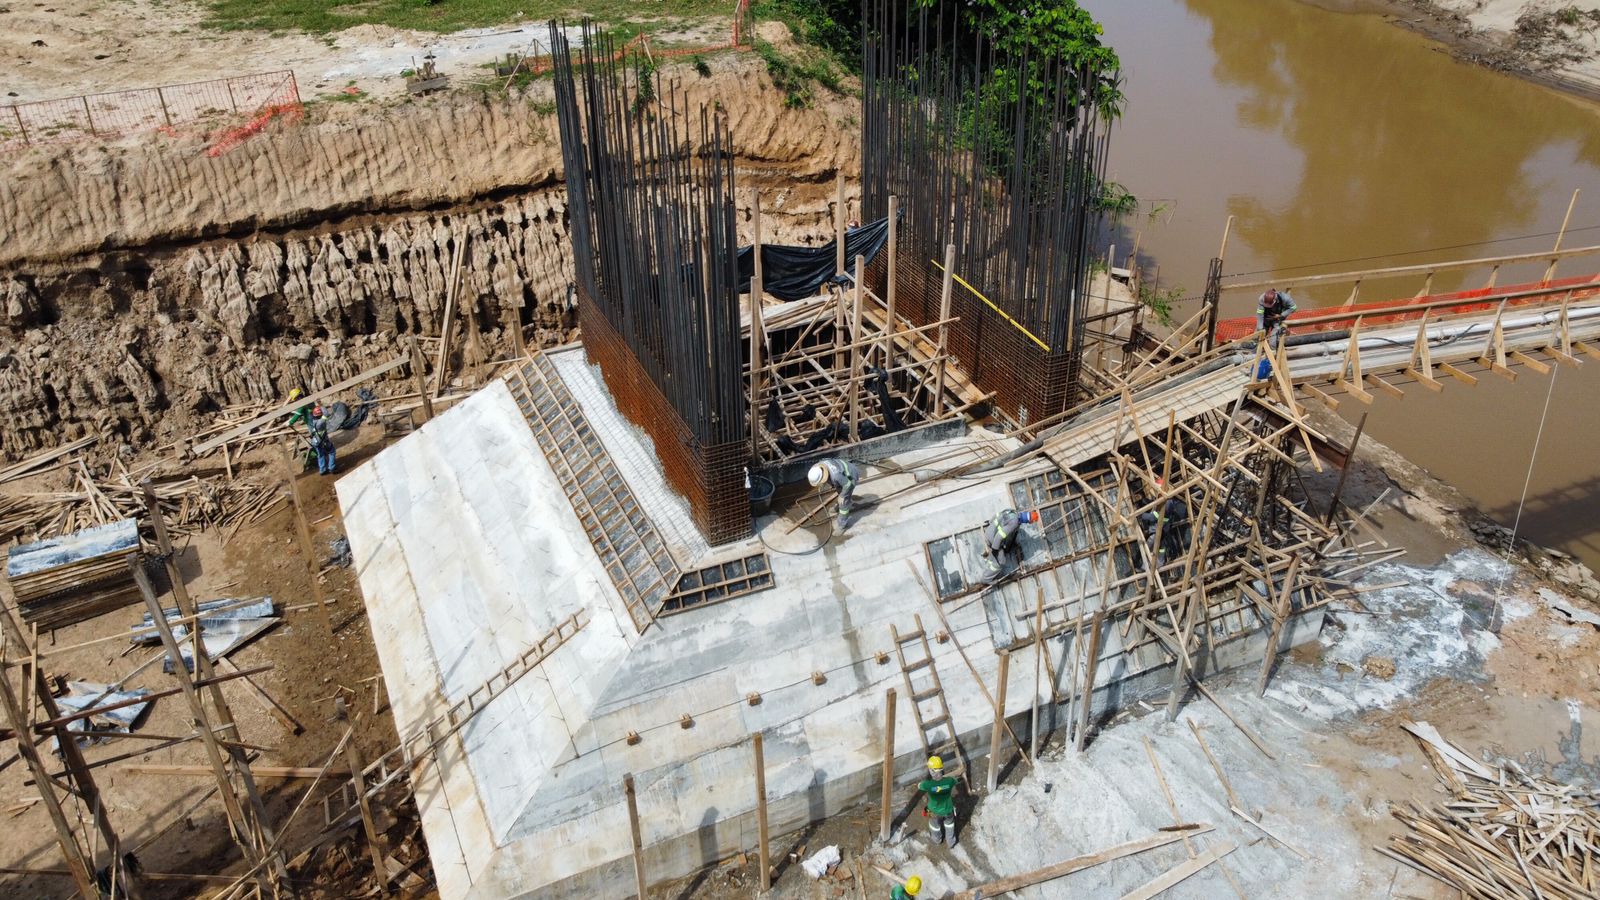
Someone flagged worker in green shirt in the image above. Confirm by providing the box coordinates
[917,755,959,847]
[890,874,922,899]
[285,388,313,428]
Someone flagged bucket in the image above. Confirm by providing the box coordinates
[749,474,775,515]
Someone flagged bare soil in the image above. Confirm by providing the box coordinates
[0,425,431,898]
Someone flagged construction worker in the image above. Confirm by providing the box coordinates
[982,508,1040,580]
[1256,287,1298,348]
[308,405,336,475]
[890,874,922,899]
[1136,482,1190,564]
[918,755,958,847]
[808,458,861,529]
[285,388,313,428]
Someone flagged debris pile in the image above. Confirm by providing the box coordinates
[1384,722,1600,899]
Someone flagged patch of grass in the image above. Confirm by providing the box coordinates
[202,0,728,35]
[692,54,711,77]
[1136,282,1183,328]
[753,36,842,109]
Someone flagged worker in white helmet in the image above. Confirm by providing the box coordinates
[807,458,861,530]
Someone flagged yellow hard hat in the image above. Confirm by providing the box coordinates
[927,756,942,770]
[904,875,922,895]
[289,388,303,401]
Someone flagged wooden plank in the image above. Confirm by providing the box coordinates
[624,773,648,900]
[191,355,408,456]
[880,688,896,842]
[954,827,1212,900]
[1364,373,1405,400]
[1230,806,1308,860]
[1402,367,1444,392]
[1193,680,1275,760]
[1438,361,1478,386]
[1118,841,1237,900]
[118,764,351,778]
[1510,349,1552,375]
[753,732,770,891]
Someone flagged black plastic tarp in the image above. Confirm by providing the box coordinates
[736,215,893,302]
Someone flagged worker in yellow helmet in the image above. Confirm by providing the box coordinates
[891,874,922,899]
[917,755,959,847]
[285,388,313,429]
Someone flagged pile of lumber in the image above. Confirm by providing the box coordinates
[6,518,146,629]
[1,462,284,544]
[1383,721,1600,899]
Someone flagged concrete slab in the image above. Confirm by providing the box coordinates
[339,368,1328,899]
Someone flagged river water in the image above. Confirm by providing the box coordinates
[1082,0,1600,570]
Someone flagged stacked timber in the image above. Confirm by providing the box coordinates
[1383,721,1600,899]
[6,518,144,629]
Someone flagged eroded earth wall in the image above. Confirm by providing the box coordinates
[0,56,859,458]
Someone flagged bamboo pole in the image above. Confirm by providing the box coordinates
[879,688,897,841]
[986,650,1010,793]
[432,231,466,398]
[1075,609,1105,752]
[1324,413,1367,526]
[753,732,770,892]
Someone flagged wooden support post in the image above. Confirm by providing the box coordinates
[1546,188,1580,281]
[343,726,387,884]
[0,645,97,898]
[933,243,956,417]
[879,687,897,842]
[1031,586,1045,756]
[432,231,466,398]
[750,196,765,461]
[884,194,898,369]
[986,650,1010,792]
[283,445,337,638]
[130,560,265,883]
[504,301,526,361]
[849,254,865,442]
[141,481,190,611]
[624,773,648,900]
[753,732,770,892]
[1075,609,1105,752]
[407,335,434,423]
[835,172,846,275]
[1324,413,1367,526]
[1256,556,1301,695]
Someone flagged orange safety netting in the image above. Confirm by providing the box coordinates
[1213,273,1600,343]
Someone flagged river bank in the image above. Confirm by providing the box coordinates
[1364,0,1600,101]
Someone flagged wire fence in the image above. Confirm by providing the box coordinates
[0,70,300,153]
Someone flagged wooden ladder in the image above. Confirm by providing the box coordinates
[890,613,966,786]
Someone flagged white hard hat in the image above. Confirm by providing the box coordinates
[808,463,828,487]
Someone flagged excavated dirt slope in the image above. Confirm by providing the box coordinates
[0,51,860,458]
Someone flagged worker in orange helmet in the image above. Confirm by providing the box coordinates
[982,508,1040,582]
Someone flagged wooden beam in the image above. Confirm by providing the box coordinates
[1438,361,1478,386]
[343,725,388,886]
[432,231,466,398]
[1574,340,1600,362]
[1221,241,1600,292]
[1298,381,1337,409]
[953,828,1212,900]
[879,688,896,842]
[1510,349,1552,375]
[407,336,434,423]
[1118,841,1237,900]
[624,773,648,900]
[848,254,865,441]
[191,354,408,456]
[1075,609,1106,752]
[753,732,770,891]
[1363,373,1405,400]
[986,650,1010,793]
[0,642,98,898]
[933,244,956,416]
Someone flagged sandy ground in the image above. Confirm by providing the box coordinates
[1390,0,1600,96]
[0,0,726,104]
[0,423,429,898]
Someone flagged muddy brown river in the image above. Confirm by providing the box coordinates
[1084,0,1600,569]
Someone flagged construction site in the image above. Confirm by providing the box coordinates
[3,0,1600,898]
